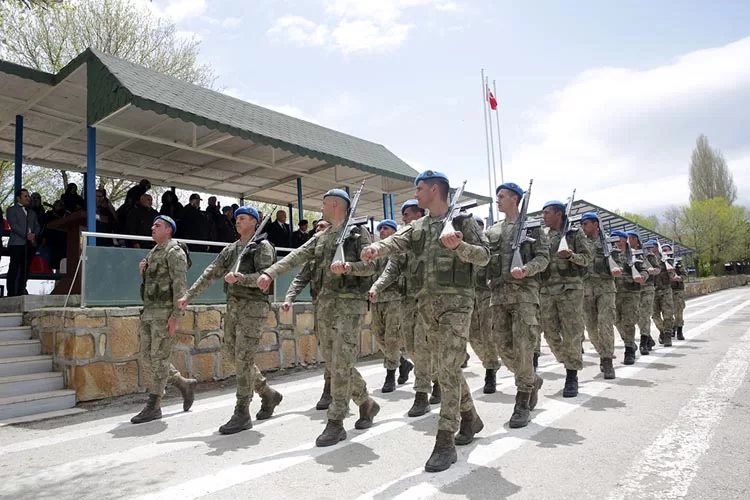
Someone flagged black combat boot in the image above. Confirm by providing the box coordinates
[219,398,252,434]
[658,331,665,345]
[316,419,346,447]
[316,378,332,410]
[663,331,673,347]
[397,356,414,384]
[529,374,544,411]
[640,335,650,355]
[671,327,677,338]
[563,369,579,398]
[509,391,531,428]
[429,381,441,404]
[455,407,484,445]
[483,369,497,394]
[256,387,283,420]
[354,398,380,429]
[381,369,397,393]
[623,346,636,365]
[601,358,616,380]
[408,392,431,417]
[424,430,457,473]
[676,326,685,340]
[533,352,540,371]
[461,352,470,368]
[131,394,162,424]
[647,335,655,351]
[172,375,198,411]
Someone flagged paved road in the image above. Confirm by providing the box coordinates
[1,286,749,500]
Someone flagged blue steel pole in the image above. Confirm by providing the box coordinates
[296,177,303,222]
[86,127,97,246]
[382,194,388,219]
[287,203,294,247]
[389,194,395,220]
[14,115,23,193]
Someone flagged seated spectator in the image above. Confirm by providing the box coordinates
[61,183,85,213]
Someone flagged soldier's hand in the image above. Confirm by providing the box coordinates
[257,274,272,291]
[368,289,377,302]
[611,267,623,277]
[177,297,189,310]
[648,268,658,275]
[330,262,351,274]
[557,249,572,259]
[672,276,682,282]
[139,259,147,275]
[440,231,463,250]
[167,318,177,337]
[281,302,292,312]
[511,266,529,280]
[224,272,241,284]
[360,246,378,261]
[634,275,645,284]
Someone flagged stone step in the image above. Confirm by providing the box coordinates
[0,355,53,378]
[0,390,77,421]
[0,372,65,398]
[0,340,42,359]
[0,313,23,328]
[0,326,32,341]
[0,407,87,426]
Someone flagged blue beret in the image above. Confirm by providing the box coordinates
[400,199,419,214]
[611,230,628,238]
[414,170,449,185]
[234,206,259,221]
[644,239,658,247]
[377,219,398,231]
[625,230,640,238]
[543,200,565,210]
[580,212,599,222]
[221,206,233,213]
[154,215,176,234]
[496,182,524,199]
[323,188,351,207]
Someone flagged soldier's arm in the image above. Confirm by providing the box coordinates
[454,216,490,266]
[238,241,276,287]
[372,255,403,292]
[649,254,661,275]
[346,228,376,276]
[368,225,413,258]
[185,246,232,299]
[167,247,188,319]
[524,227,550,276]
[569,229,593,267]
[284,263,312,303]
[262,234,317,279]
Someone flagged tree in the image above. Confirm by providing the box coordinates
[688,134,738,204]
[615,210,658,232]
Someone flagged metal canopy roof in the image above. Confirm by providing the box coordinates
[0,48,490,214]
[528,198,696,257]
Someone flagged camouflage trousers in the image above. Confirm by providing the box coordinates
[492,301,540,393]
[583,284,616,359]
[225,296,270,400]
[317,299,369,421]
[672,290,685,327]
[418,295,475,433]
[637,286,655,336]
[402,297,432,394]
[541,288,585,371]
[371,300,403,370]
[138,317,181,397]
[615,291,640,349]
[470,291,500,369]
[652,289,674,335]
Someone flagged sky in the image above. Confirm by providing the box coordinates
[134,0,750,220]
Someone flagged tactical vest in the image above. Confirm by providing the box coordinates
[586,235,614,281]
[312,226,372,298]
[654,260,672,290]
[540,229,584,282]
[475,264,489,292]
[142,240,183,306]
[486,220,537,284]
[671,263,686,291]
[225,241,273,302]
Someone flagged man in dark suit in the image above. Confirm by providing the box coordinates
[264,210,292,253]
[6,188,41,296]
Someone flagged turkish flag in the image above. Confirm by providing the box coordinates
[487,88,498,110]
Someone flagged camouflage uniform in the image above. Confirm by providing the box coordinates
[614,251,648,350]
[583,233,617,359]
[263,223,376,428]
[139,238,188,397]
[486,218,549,399]
[651,255,674,342]
[369,214,489,435]
[540,227,592,371]
[370,257,403,370]
[470,265,499,370]
[185,238,276,401]
[671,260,687,329]
[637,252,660,338]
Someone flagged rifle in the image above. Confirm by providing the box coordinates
[597,221,619,274]
[232,209,274,274]
[557,188,576,253]
[439,180,467,241]
[654,237,675,274]
[634,226,655,274]
[625,240,642,281]
[332,180,366,265]
[510,179,541,270]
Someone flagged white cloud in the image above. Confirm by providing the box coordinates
[331,19,411,54]
[133,0,207,23]
[267,15,329,47]
[221,17,242,28]
[499,36,750,215]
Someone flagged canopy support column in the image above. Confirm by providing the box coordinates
[14,115,23,193]
[86,126,97,246]
[389,194,395,220]
[287,203,294,247]
[296,177,303,222]
[382,194,388,219]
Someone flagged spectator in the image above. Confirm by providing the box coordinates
[43,200,68,269]
[95,189,118,246]
[61,183,85,213]
[292,219,311,248]
[159,191,183,221]
[180,193,210,252]
[6,188,41,296]
[264,209,292,250]
[29,192,46,228]
[127,193,159,249]
[125,179,151,205]
[217,206,238,242]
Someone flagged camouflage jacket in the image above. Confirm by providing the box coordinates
[671,261,686,291]
[653,257,673,291]
[540,227,593,293]
[284,261,315,304]
[370,256,403,303]
[186,238,274,313]
[141,238,187,320]
[640,252,660,289]
[474,264,490,295]
[584,233,617,294]
[486,217,550,305]
[613,248,649,293]
[368,212,489,299]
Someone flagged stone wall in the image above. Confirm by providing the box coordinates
[684,275,748,299]
[27,304,376,402]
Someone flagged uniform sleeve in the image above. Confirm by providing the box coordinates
[372,255,403,292]
[368,225,414,258]
[263,233,317,279]
[454,216,490,266]
[569,229,593,267]
[238,241,276,287]
[284,263,312,303]
[524,226,550,276]
[185,245,232,299]
[650,254,662,275]
[346,228,376,276]
[167,246,188,320]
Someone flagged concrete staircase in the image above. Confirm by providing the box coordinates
[0,313,77,421]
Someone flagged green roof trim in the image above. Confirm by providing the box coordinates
[0,59,55,85]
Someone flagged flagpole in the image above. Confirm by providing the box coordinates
[481,68,495,223]
[492,79,505,185]
[485,76,499,196]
